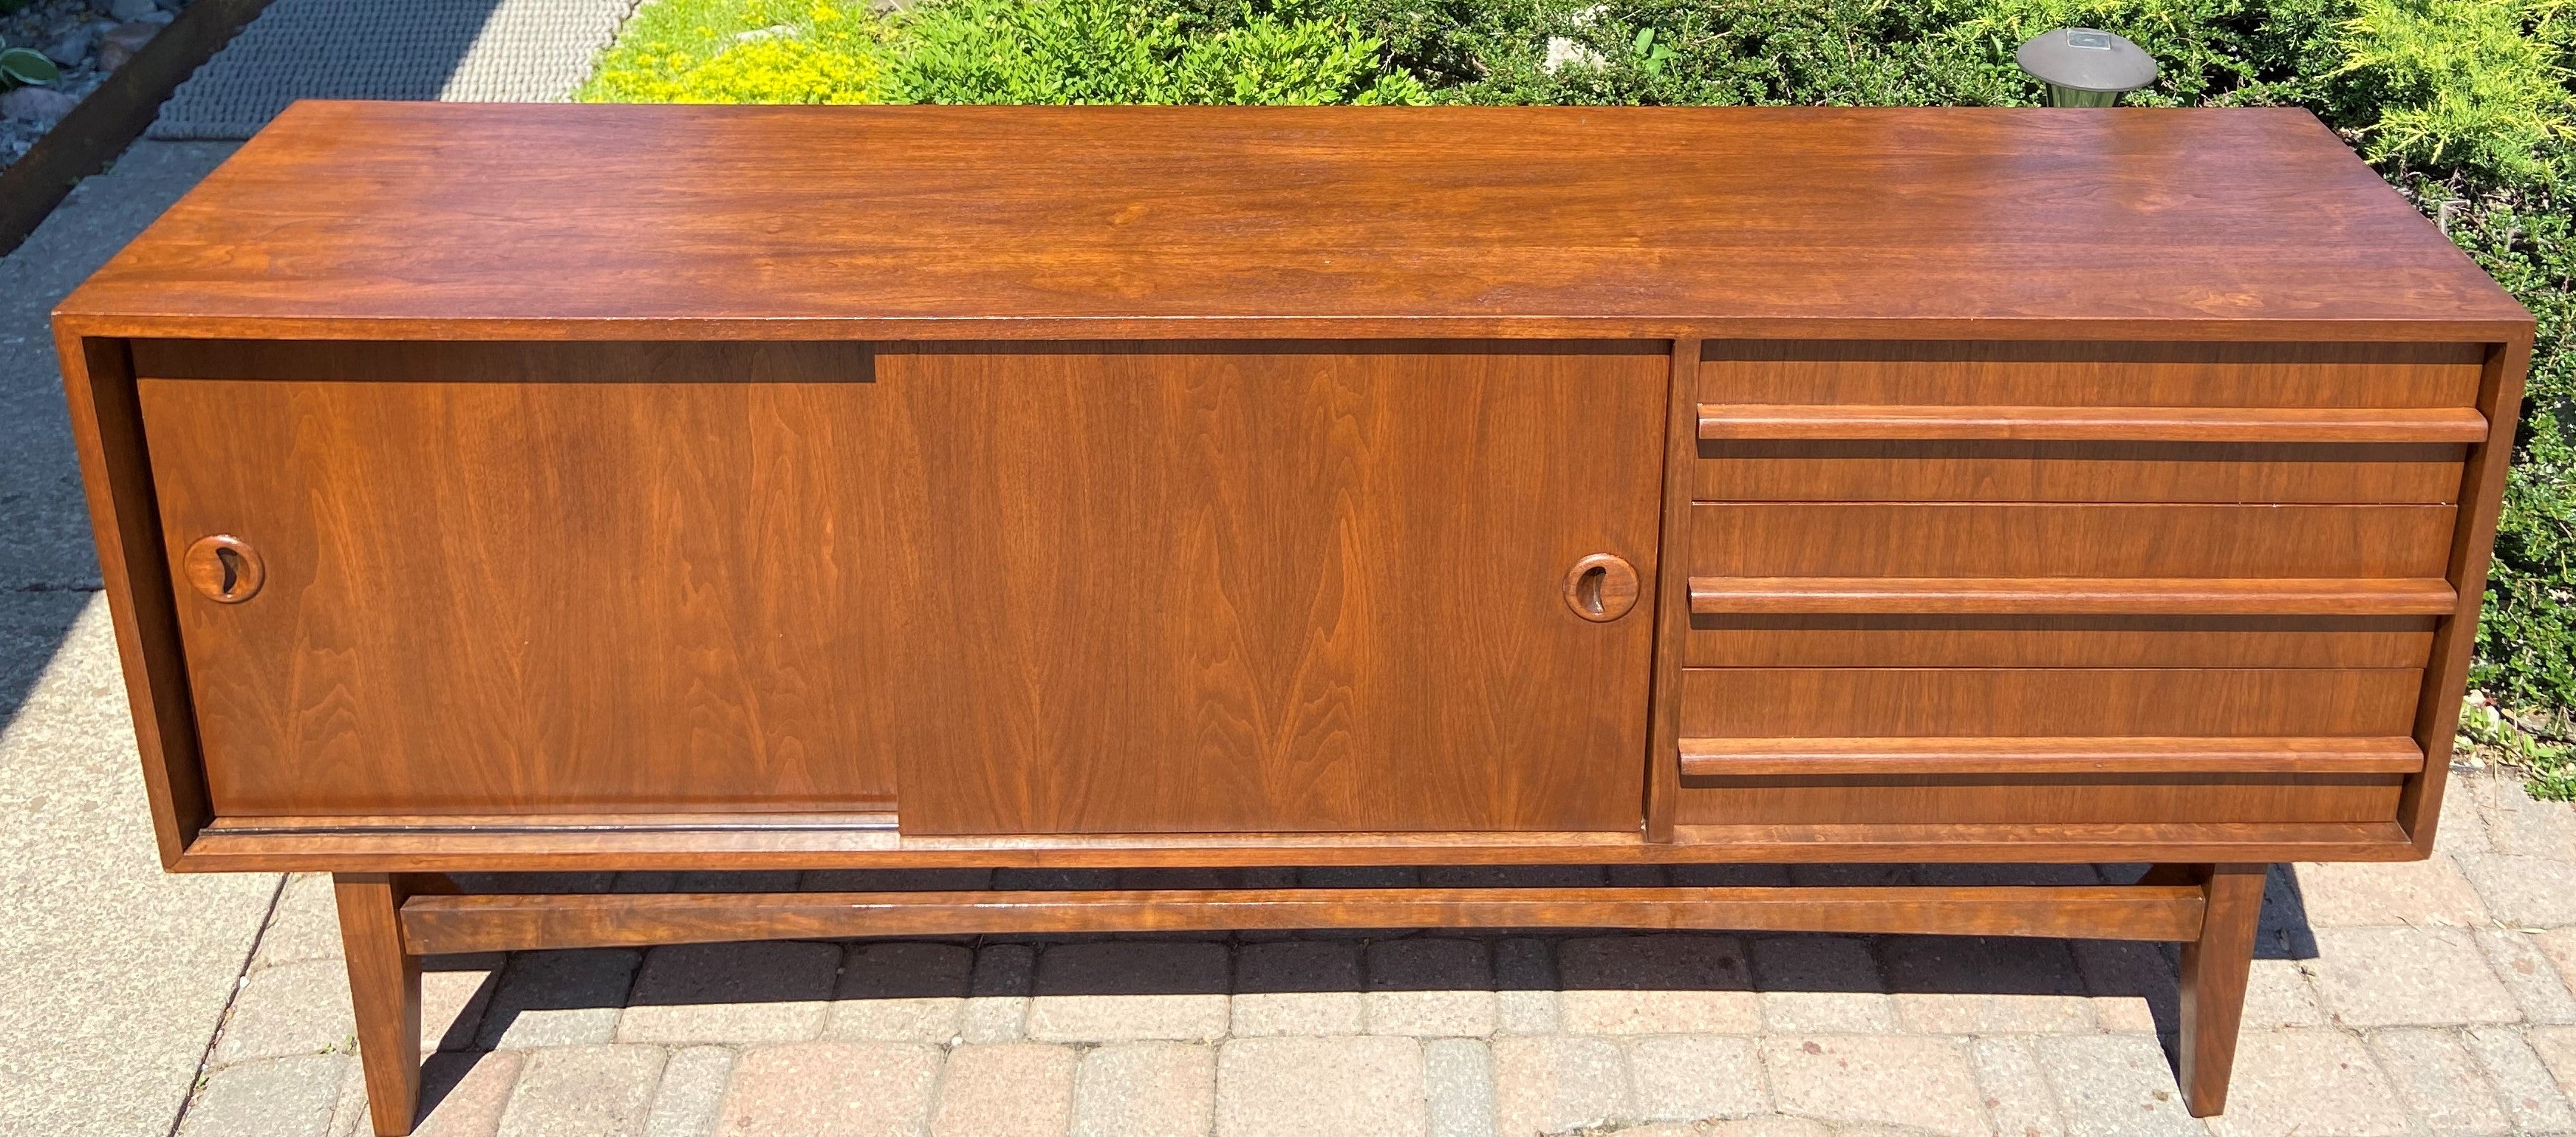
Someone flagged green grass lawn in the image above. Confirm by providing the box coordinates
[581,0,2576,793]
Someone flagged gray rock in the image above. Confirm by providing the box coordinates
[107,0,159,21]
[44,28,95,69]
[0,86,78,126]
[94,20,158,71]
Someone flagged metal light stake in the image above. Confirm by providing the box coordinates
[2015,28,2158,106]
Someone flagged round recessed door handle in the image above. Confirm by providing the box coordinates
[182,535,265,604]
[1562,553,1639,623]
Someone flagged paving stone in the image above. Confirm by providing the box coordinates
[1217,1036,1427,1137]
[1760,1036,1984,1137]
[1969,1037,2067,1137]
[1299,866,1422,887]
[1492,1035,1627,1137]
[620,941,840,1045]
[1232,940,1362,1037]
[2031,1033,2198,1137]
[1883,936,2094,1034]
[479,949,643,1050]
[1426,1038,1497,1137]
[259,873,348,965]
[2309,926,2520,1028]
[1370,938,1497,1037]
[1608,864,1673,886]
[1028,941,1231,1042]
[964,943,1036,1043]
[180,1054,346,1137]
[1559,936,1758,1035]
[1073,1041,1216,1137]
[1627,1036,1764,1123]
[933,1043,1078,1137]
[1913,862,2105,886]
[2437,777,2495,853]
[2241,958,2327,1030]
[996,867,1124,890]
[643,1046,733,1137]
[2292,856,2492,926]
[2069,940,2174,1035]
[1493,938,1559,1035]
[1751,936,1895,1034]
[498,1045,666,1137]
[674,870,802,892]
[2456,853,2576,927]
[712,1042,942,1137]
[2478,927,2576,1024]
[402,1049,527,1137]
[214,958,357,1065]
[2368,1028,2512,1135]
[2204,1030,2407,1137]
[1786,864,1911,887]
[830,941,971,1042]
[2467,774,2576,859]
[2500,1025,2576,1131]
[423,958,502,1053]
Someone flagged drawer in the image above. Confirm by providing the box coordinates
[1671,667,2417,827]
[1695,341,2485,502]
[1678,668,2424,740]
[1688,502,2456,580]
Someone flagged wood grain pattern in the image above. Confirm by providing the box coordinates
[396,884,2207,954]
[1646,338,1701,843]
[136,345,899,816]
[1689,503,2456,579]
[1697,403,2487,443]
[167,819,2420,873]
[1686,613,2436,669]
[57,106,2527,343]
[2402,338,2534,851]
[1698,341,2487,406]
[2182,864,2268,1116]
[1681,668,2422,738]
[1676,735,2424,776]
[335,873,420,1137]
[1687,576,2456,615]
[1692,439,2466,504]
[871,343,1666,835]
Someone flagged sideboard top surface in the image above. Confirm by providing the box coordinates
[55,102,2528,342]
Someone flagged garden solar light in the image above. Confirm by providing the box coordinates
[2015,28,2158,106]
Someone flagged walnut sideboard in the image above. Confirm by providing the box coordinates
[56,102,2531,1130]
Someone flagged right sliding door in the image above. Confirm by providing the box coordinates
[1675,341,2484,827]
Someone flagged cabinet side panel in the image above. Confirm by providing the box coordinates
[55,332,207,864]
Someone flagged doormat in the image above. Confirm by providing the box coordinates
[148,0,638,140]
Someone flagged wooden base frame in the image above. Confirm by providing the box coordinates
[333,862,2270,1134]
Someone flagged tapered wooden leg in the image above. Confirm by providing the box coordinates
[335,873,423,1137]
[2178,863,2266,1118]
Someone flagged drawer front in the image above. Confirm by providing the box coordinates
[1680,668,2422,739]
[1689,502,2455,580]
[1695,341,2481,502]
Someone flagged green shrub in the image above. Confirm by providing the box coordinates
[891,0,1426,103]
[2331,0,2574,182]
[578,0,893,104]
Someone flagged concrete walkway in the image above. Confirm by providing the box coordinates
[149,778,2576,1137]
[0,139,280,1137]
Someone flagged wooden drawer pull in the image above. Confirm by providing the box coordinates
[1687,576,2457,615]
[1698,403,2490,443]
[182,535,265,604]
[1678,735,2425,776]
[1564,553,1639,622]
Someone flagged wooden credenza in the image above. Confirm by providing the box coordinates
[57,102,2532,1132]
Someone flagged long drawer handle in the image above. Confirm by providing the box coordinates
[1677,735,2426,776]
[1697,403,2490,443]
[1687,576,2458,615]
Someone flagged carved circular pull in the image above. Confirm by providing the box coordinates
[182,535,265,604]
[1562,553,1639,623]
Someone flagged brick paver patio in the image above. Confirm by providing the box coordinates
[155,769,2576,1137]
